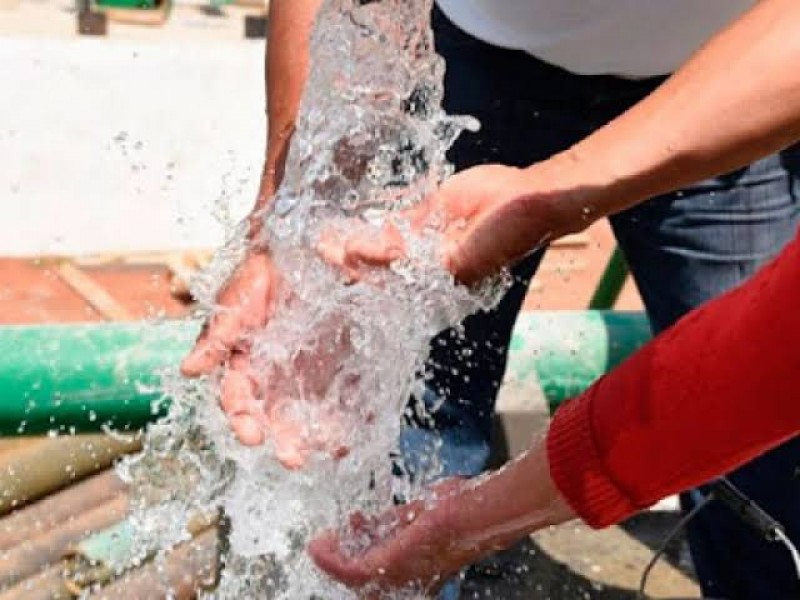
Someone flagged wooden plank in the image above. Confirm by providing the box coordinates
[55,263,133,321]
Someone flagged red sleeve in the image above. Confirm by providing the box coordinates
[546,228,800,529]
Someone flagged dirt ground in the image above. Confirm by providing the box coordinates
[462,517,699,599]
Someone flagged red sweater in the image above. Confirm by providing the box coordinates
[547,227,800,528]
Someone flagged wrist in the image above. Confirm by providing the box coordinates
[551,112,685,221]
[249,130,293,242]
[526,148,616,239]
[447,439,576,551]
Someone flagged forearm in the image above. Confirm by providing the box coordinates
[450,227,800,540]
[457,229,800,537]
[549,0,800,228]
[444,438,576,556]
[254,0,324,218]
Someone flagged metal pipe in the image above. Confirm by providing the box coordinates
[0,435,140,515]
[0,313,652,436]
[86,528,218,600]
[0,494,128,589]
[0,564,73,600]
[506,311,651,412]
[0,469,126,551]
[63,510,217,593]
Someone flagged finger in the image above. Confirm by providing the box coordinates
[230,414,265,446]
[227,254,275,330]
[308,535,371,588]
[342,224,405,267]
[264,403,312,469]
[349,512,371,535]
[275,444,307,470]
[222,353,270,446]
[273,428,310,470]
[219,353,259,416]
[330,445,350,461]
[181,310,240,376]
[317,232,362,283]
[440,237,483,286]
[182,253,276,377]
[269,418,350,468]
[317,222,406,273]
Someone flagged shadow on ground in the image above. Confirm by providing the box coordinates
[462,537,639,599]
[481,417,699,599]
[460,512,700,599]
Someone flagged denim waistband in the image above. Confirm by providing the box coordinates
[431,4,669,108]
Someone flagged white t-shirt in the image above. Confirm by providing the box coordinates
[435,0,755,78]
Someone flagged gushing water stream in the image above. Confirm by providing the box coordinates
[119,1,505,597]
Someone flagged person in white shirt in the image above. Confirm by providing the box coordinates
[181,2,800,597]
[436,0,754,78]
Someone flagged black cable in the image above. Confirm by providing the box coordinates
[637,492,714,599]
[711,478,800,581]
[710,478,783,541]
[638,478,800,599]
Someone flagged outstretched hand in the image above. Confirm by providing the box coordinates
[180,251,280,444]
[180,250,350,468]
[318,163,583,284]
[309,438,577,594]
[308,479,470,596]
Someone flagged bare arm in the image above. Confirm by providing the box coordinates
[251,0,324,232]
[322,0,800,283]
[552,0,800,228]
[182,0,324,438]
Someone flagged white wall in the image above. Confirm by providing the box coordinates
[0,37,265,255]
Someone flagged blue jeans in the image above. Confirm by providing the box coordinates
[399,7,800,599]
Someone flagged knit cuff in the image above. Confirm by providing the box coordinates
[546,391,638,529]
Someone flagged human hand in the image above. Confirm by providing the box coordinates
[180,250,280,443]
[308,479,474,596]
[180,250,352,468]
[309,438,577,595]
[318,162,588,284]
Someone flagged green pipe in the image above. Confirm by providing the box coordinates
[0,312,651,436]
[0,321,197,436]
[507,311,652,412]
[589,246,630,310]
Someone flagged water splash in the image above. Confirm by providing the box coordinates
[119,1,506,597]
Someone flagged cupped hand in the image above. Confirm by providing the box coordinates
[318,163,584,284]
[180,250,351,468]
[180,250,280,443]
[308,479,475,596]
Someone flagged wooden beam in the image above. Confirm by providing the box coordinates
[55,263,133,321]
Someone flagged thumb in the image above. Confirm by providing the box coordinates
[308,534,371,587]
[440,237,483,286]
[317,222,406,279]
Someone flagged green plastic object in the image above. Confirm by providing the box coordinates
[0,312,651,436]
[96,0,157,9]
[507,311,652,412]
[589,246,630,310]
[0,321,197,436]
[71,519,136,571]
